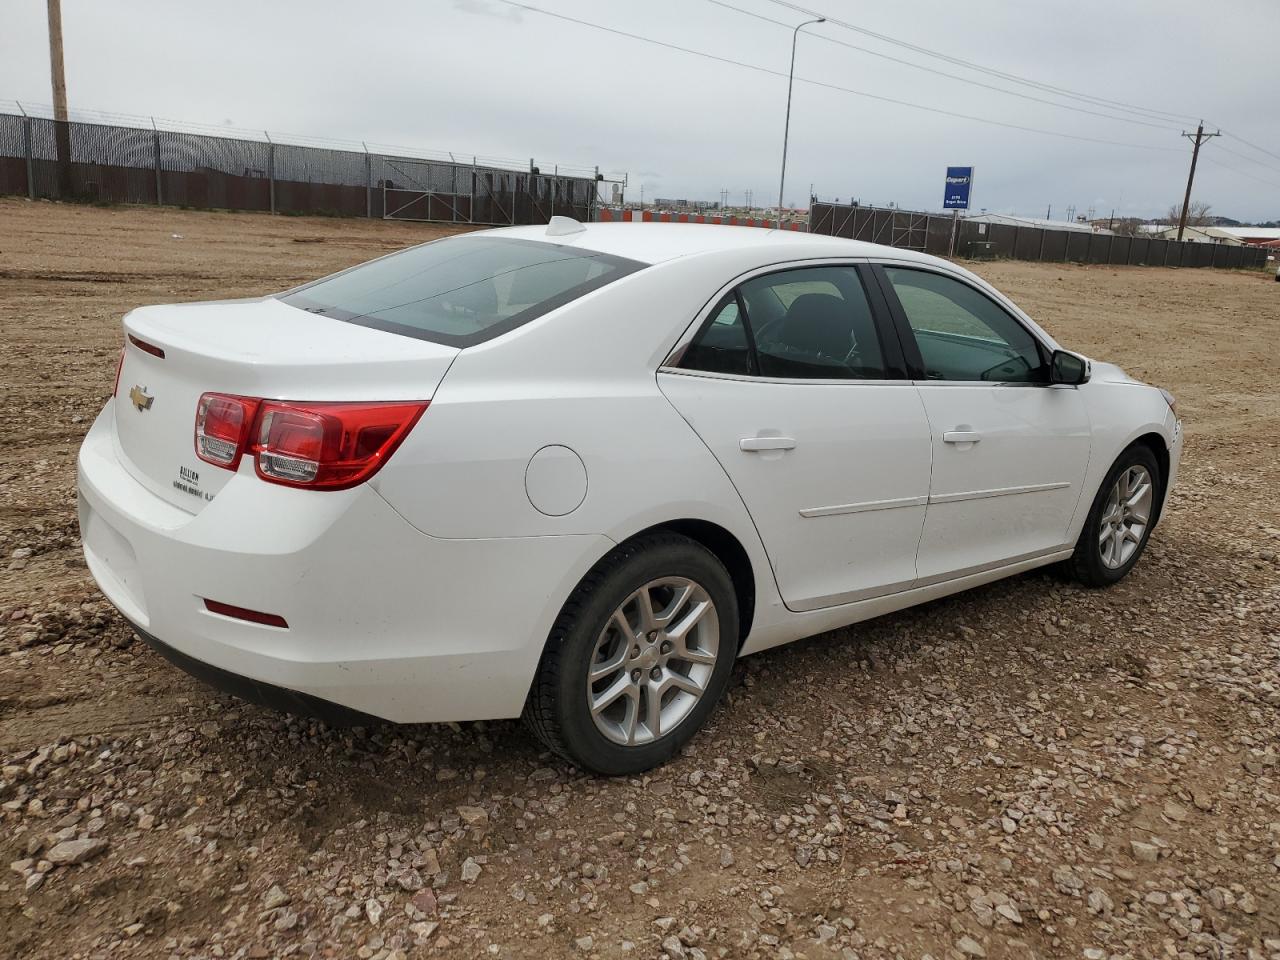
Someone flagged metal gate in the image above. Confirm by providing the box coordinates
[805,203,926,250]
[382,158,597,226]
[381,157,499,225]
[890,210,929,251]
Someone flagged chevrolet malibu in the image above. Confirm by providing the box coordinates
[78,220,1181,774]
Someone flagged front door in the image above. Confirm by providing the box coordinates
[659,264,933,612]
[875,264,1091,582]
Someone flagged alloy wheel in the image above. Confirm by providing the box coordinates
[1099,464,1153,569]
[586,577,719,746]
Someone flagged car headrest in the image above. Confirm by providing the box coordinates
[777,293,853,357]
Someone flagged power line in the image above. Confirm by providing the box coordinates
[1214,142,1280,177]
[732,0,1280,184]
[492,0,1181,153]
[798,75,1180,151]
[704,0,1179,132]
[1218,130,1280,167]
[757,0,1201,127]
[1201,155,1280,192]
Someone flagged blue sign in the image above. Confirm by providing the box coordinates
[943,166,974,210]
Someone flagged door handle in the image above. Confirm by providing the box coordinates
[740,436,797,452]
[943,430,982,444]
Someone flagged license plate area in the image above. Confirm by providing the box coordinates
[81,500,149,626]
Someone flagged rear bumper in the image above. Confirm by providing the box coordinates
[132,619,380,727]
[78,403,611,723]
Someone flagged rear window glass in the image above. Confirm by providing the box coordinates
[280,235,645,346]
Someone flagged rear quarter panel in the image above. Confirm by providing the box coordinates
[371,251,784,615]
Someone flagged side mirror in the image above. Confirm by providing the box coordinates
[1050,350,1090,385]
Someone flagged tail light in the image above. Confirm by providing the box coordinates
[195,394,259,468]
[194,393,427,490]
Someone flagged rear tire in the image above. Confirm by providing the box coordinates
[1067,444,1162,588]
[523,533,738,775]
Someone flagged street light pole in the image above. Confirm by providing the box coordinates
[777,17,824,230]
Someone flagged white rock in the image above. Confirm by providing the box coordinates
[1130,840,1160,862]
[262,884,290,910]
[46,838,107,866]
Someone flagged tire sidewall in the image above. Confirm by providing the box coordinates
[552,539,738,776]
[1077,445,1162,585]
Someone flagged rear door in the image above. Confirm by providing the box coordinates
[873,264,1091,582]
[659,263,933,612]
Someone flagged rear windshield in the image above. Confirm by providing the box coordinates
[280,235,645,346]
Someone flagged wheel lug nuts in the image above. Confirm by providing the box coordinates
[650,666,662,680]
[660,642,672,654]
[647,631,658,641]
[631,646,640,658]
[631,669,641,682]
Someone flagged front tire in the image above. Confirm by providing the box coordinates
[523,533,738,775]
[1067,444,1162,587]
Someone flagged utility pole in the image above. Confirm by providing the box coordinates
[47,0,72,197]
[1176,120,1220,242]
[47,0,68,120]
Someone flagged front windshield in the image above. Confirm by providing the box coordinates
[280,235,645,346]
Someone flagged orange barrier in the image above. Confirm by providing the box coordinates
[597,208,803,231]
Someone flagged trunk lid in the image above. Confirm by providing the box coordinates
[113,296,457,513]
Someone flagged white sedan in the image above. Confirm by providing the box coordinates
[78,219,1181,773]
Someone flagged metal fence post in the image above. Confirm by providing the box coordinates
[19,103,34,200]
[151,117,162,205]
[362,141,371,219]
[265,131,276,215]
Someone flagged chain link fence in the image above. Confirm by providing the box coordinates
[809,201,1269,270]
[0,111,611,225]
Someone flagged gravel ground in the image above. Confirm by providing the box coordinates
[1,198,1277,960]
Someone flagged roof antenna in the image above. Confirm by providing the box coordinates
[545,216,586,237]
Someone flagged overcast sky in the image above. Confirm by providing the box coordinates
[2,0,1278,220]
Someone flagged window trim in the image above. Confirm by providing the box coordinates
[868,262,1054,386]
[664,259,909,383]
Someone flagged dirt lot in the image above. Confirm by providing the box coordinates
[1,197,1277,960]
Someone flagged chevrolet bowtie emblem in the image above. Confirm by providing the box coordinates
[129,385,154,412]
